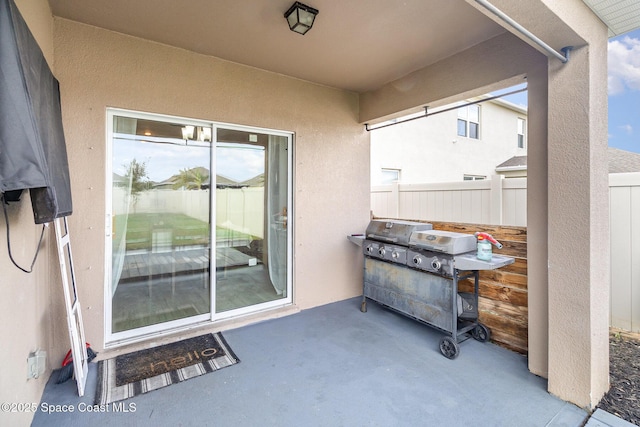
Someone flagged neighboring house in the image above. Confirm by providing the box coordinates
[3,1,639,423]
[495,155,528,178]
[496,147,640,178]
[371,98,527,184]
[607,147,640,173]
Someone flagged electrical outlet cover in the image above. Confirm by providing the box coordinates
[27,350,47,379]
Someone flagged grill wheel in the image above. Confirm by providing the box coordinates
[439,336,460,359]
[472,323,491,343]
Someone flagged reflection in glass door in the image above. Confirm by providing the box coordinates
[109,114,213,335]
[215,128,289,313]
[107,111,292,341]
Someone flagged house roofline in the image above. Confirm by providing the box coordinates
[495,165,527,172]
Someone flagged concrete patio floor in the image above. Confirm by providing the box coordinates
[31,298,627,426]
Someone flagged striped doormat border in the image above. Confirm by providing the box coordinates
[94,333,239,405]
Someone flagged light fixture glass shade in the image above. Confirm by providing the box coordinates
[182,125,195,140]
[198,127,212,142]
[284,2,318,35]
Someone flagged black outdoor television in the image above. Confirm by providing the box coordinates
[0,0,72,223]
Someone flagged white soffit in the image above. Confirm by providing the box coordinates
[583,0,640,37]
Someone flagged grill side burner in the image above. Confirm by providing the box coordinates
[355,219,514,359]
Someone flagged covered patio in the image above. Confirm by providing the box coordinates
[4,1,640,425]
[33,298,590,426]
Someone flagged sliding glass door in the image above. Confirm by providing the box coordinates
[214,128,289,313]
[107,110,292,342]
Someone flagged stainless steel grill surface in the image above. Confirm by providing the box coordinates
[365,219,432,245]
[409,230,476,254]
[353,219,514,359]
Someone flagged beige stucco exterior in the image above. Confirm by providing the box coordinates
[545,16,611,408]
[0,0,612,423]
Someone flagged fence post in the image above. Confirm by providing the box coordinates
[490,174,503,225]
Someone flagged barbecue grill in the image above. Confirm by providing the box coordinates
[350,219,514,359]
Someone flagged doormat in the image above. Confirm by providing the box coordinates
[95,333,239,405]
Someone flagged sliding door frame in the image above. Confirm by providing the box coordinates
[104,108,293,347]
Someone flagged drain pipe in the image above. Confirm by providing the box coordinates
[475,0,571,63]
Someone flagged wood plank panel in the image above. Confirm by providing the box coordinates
[480,270,528,290]
[479,297,528,324]
[489,329,528,354]
[459,279,528,307]
[480,311,528,340]
[500,258,527,275]
[411,220,527,242]
[435,221,528,352]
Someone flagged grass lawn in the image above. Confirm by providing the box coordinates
[115,212,254,251]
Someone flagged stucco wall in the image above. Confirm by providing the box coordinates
[0,2,55,426]
[50,18,369,357]
[360,32,537,124]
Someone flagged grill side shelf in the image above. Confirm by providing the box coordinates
[454,253,514,271]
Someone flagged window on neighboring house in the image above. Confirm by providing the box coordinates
[463,174,486,181]
[457,104,480,139]
[381,168,401,184]
[517,118,526,148]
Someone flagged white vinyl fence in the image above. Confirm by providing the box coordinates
[609,173,640,332]
[371,175,527,226]
[371,172,640,333]
[113,187,265,237]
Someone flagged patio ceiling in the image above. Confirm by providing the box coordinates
[47,0,640,93]
[47,0,506,93]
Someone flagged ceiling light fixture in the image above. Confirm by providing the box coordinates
[284,2,319,35]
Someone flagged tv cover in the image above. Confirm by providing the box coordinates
[0,0,72,223]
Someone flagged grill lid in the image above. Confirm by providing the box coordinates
[409,230,476,254]
[365,219,432,246]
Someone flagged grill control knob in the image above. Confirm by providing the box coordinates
[431,258,441,270]
[378,247,386,256]
[391,251,399,259]
[365,245,373,254]
[413,255,422,265]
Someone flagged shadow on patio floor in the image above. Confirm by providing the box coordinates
[32,298,589,427]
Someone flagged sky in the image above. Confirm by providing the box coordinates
[608,29,640,153]
[501,29,640,154]
[113,137,265,183]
